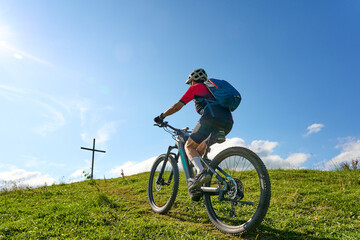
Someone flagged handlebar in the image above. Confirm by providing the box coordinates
[154,121,191,137]
[154,121,178,132]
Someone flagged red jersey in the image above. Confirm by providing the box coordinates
[179,84,214,104]
[179,84,216,115]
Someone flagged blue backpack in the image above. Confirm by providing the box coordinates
[203,78,241,112]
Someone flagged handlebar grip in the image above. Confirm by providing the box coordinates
[153,121,168,128]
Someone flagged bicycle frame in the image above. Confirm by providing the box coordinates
[155,122,235,201]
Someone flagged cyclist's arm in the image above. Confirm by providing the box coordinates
[162,101,185,118]
[162,85,197,118]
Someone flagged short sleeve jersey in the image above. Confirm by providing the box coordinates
[179,84,215,115]
[179,84,214,104]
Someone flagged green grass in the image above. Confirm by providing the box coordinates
[1,169,359,239]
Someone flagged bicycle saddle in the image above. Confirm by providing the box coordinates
[212,130,226,144]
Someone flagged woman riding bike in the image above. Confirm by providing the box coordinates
[154,68,234,191]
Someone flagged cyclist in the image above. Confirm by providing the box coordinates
[154,68,234,190]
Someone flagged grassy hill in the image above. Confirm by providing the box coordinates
[1,169,359,239]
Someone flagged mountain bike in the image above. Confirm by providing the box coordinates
[147,121,271,235]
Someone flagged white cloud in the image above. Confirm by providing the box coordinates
[70,169,86,178]
[0,88,116,140]
[0,85,67,136]
[209,138,310,169]
[0,85,26,101]
[325,138,360,170]
[23,156,65,168]
[249,140,279,158]
[110,157,157,177]
[304,123,324,137]
[96,122,117,144]
[68,168,88,183]
[285,153,310,166]
[0,163,16,171]
[34,100,66,136]
[110,137,310,177]
[74,98,90,124]
[0,169,56,189]
[75,99,118,146]
[207,137,247,158]
[24,156,45,168]
[80,121,118,146]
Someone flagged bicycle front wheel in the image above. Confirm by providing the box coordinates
[204,147,271,235]
[148,154,179,214]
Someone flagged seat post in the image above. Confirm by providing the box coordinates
[202,133,213,160]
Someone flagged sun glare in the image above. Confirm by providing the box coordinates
[0,37,52,66]
[0,24,50,65]
[13,53,23,59]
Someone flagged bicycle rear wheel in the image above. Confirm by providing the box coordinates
[204,147,271,235]
[148,154,179,214]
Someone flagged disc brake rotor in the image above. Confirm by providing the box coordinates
[155,178,164,191]
[225,178,244,201]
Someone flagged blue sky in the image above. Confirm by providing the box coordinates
[0,1,359,187]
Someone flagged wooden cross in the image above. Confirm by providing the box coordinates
[81,138,106,179]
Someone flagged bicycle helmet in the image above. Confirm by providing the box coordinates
[185,68,208,84]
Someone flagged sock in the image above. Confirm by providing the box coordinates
[191,157,204,173]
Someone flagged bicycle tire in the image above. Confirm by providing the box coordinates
[148,154,179,214]
[204,147,271,235]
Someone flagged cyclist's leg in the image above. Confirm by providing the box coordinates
[185,138,204,172]
[185,138,200,164]
[196,141,207,156]
[185,122,213,170]
[186,122,214,190]
[195,120,234,156]
[186,118,233,169]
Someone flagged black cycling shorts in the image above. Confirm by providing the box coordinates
[190,119,233,145]
[189,103,234,144]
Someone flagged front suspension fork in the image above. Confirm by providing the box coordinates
[156,145,177,185]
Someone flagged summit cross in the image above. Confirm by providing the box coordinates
[81,138,106,179]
